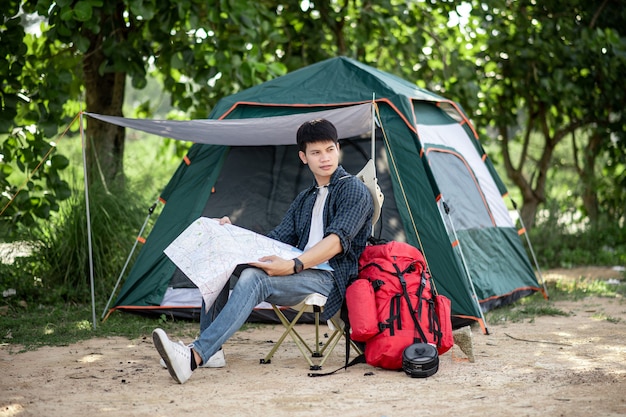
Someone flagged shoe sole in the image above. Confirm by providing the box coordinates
[161,358,225,369]
[152,330,185,384]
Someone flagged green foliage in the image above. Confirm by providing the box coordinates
[4,0,626,236]
[0,134,179,306]
[0,252,44,302]
[528,200,626,269]
[600,141,626,221]
[443,1,626,228]
[0,128,71,237]
[1,188,150,306]
[1,7,80,236]
[30,182,147,303]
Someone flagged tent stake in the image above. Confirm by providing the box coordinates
[101,200,159,319]
[80,111,97,330]
[440,199,490,335]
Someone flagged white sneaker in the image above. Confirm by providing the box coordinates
[159,343,226,368]
[152,328,193,384]
[202,348,226,367]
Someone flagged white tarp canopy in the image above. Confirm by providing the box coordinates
[85,103,372,145]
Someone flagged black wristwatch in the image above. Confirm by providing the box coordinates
[293,258,304,274]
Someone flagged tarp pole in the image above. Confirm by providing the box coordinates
[101,200,159,319]
[509,198,549,298]
[80,110,97,330]
[370,94,376,162]
[440,198,490,334]
[370,95,376,236]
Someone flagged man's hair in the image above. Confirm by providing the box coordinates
[296,118,338,152]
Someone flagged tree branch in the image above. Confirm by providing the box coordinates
[590,0,610,29]
[572,128,582,176]
[504,333,572,346]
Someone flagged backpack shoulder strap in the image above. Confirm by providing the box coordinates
[394,263,429,344]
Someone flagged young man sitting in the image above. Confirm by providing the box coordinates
[152,118,373,384]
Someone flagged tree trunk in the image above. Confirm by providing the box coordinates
[580,131,602,225]
[519,194,541,230]
[499,111,558,231]
[82,15,127,188]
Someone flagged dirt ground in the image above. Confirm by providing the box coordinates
[1,267,625,417]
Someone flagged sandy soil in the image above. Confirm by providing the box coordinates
[1,267,625,417]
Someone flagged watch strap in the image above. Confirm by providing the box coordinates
[293,258,304,274]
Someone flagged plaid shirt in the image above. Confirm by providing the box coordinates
[267,165,373,320]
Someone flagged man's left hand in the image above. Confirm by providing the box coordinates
[249,255,296,276]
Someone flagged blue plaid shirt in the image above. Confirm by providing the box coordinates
[267,165,373,320]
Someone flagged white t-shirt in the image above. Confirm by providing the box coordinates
[304,185,329,252]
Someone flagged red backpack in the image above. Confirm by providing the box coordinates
[346,241,453,370]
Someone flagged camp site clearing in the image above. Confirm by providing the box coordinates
[1,268,624,417]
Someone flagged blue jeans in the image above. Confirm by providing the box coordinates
[192,267,335,365]
[200,284,228,333]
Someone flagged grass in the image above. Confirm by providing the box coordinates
[591,313,622,324]
[547,277,626,301]
[485,277,625,325]
[0,304,201,353]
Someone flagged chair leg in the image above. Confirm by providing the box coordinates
[315,317,348,368]
[261,305,315,367]
[274,305,314,354]
[312,306,322,358]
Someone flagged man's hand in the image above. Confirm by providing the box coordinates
[249,255,294,276]
[250,234,341,277]
[216,216,231,225]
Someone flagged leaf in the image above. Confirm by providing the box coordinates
[59,5,74,21]
[54,183,72,201]
[129,0,156,20]
[73,1,93,22]
[74,35,91,53]
[0,164,13,177]
[56,0,74,7]
[49,154,70,170]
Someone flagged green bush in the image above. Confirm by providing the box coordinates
[0,253,45,303]
[528,201,626,269]
[1,136,178,307]
[31,182,149,303]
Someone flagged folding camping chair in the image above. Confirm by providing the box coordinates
[259,293,354,370]
[259,160,384,370]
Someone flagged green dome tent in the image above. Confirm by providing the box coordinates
[103,57,544,332]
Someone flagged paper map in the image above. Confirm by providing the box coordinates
[164,217,331,310]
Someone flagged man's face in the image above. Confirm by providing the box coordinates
[299,140,340,185]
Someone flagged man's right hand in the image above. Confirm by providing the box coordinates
[216,216,231,225]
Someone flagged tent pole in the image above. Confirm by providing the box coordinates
[80,110,97,330]
[440,198,490,334]
[101,200,159,319]
[370,94,376,236]
[509,198,549,298]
